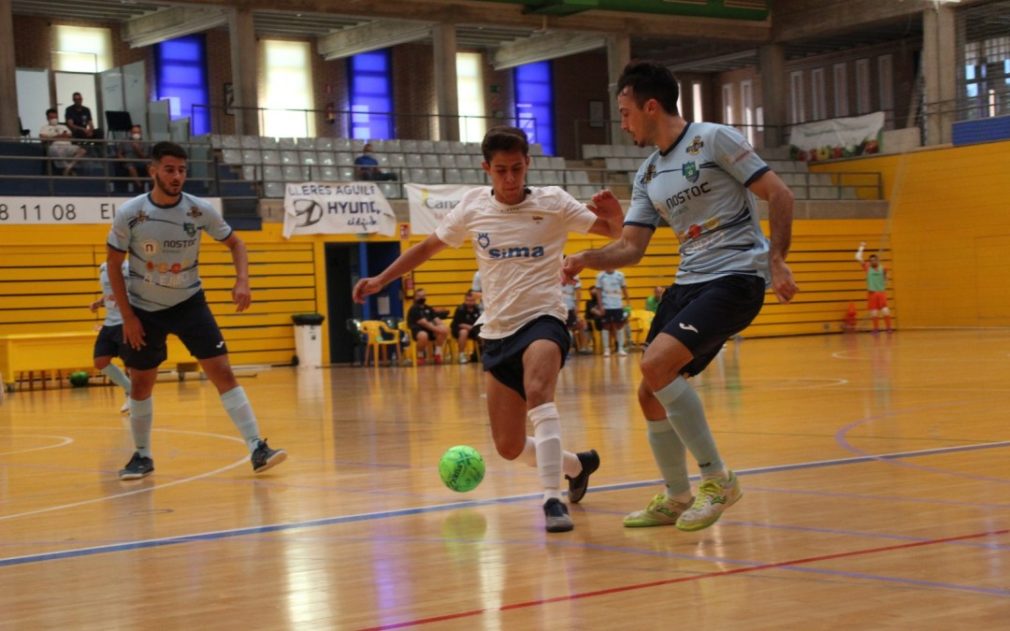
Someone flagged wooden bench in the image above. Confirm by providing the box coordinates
[0,332,201,391]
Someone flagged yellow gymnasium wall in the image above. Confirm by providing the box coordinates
[812,140,1010,327]
[0,223,399,370]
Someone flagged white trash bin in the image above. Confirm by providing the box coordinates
[291,314,325,368]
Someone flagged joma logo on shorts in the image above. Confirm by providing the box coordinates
[488,246,545,259]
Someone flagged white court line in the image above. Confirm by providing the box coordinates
[0,434,74,457]
[0,427,248,523]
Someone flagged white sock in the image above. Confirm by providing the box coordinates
[529,403,563,502]
[221,386,261,453]
[602,329,611,352]
[129,396,153,458]
[100,364,131,394]
[519,436,582,477]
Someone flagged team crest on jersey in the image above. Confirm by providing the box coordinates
[686,136,704,155]
[643,163,657,184]
[183,222,197,237]
[476,232,490,249]
[682,161,700,183]
[187,206,202,219]
[141,240,159,256]
[129,210,149,229]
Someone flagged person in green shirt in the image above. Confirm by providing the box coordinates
[856,242,893,333]
[645,285,664,313]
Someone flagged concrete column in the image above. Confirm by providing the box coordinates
[432,24,459,142]
[228,8,259,136]
[923,4,957,145]
[0,0,19,138]
[759,44,787,149]
[606,33,630,145]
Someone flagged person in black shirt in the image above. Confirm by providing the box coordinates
[64,92,103,144]
[406,288,449,364]
[450,290,483,364]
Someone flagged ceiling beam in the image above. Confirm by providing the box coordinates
[771,0,926,41]
[317,19,433,60]
[122,7,227,48]
[178,0,770,42]
[492,31,605,69]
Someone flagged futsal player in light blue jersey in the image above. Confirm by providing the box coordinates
[106,141,286,480]
[565,61,799,532]
[90,261,132,413]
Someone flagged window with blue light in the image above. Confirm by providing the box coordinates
[514,61,554,155]
[349,51,393,140]
[155,35,210,135]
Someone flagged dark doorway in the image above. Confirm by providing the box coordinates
[325,244,358,363]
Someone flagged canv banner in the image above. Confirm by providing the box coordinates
[788,111,885,162]
[282,182,397,238]
[405,183,474,235]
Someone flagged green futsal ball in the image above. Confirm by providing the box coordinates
[69,371,90,387]
[439,445,485,493]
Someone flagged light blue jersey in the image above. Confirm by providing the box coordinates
[107,192,232,311]
[625,122,771,285]
[98,261,130,326]
[561,277,581,311]
[596,270,626,309]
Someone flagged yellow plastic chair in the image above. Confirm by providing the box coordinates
[359,320,401,367]
[628,309,655,347]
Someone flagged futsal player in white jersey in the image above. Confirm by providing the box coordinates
[106,142,287,480]
[90,261,132,413]
[354,126,622,532]
[595,268,630,356]
[565,61,799,532]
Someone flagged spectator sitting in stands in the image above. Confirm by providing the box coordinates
[451,290,483,364]
[117,124,149,191]
[584,286,605,350]
[40,108,86,175]
[354,143,397,181]
[64,92,103,146]
[407,288,449,364]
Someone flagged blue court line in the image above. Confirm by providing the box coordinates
[2,439,1008,569]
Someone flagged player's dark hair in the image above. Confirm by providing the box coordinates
[151,141,188,162]
[616,60,680,115]
[481,126,529,162]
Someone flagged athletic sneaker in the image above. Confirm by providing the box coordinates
[566,449,600,504]
[676,471,742,532]
[617,348,628,357]
[120,398,130,414]
[603,350,611,357]
[251,439,287,474]
[623,493,694,528]
[543,498,574,533]
[458,353,468,364]
[119,452,154,480]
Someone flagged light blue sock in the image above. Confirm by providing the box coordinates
[653,377,725,477]
[129,396,153,458]
[646,419,692,498]
[100,364,131,394]
[221,386,261,453]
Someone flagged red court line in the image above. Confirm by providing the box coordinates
[361,527,1009,630]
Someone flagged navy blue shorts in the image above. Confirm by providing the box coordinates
[481,315,570,399]
[93,324,124,359]
[120,291,228,370]
[646,274,765,377]
[602,308,626,324]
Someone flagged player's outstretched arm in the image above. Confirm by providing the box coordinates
[855,241,866,263]
[106,246,145,349]
[748,170,798,304]
[562,224,652,285]
[586,190,624,239]
[222,233,251,312]
[353,233,448,304]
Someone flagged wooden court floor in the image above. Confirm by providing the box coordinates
[1,329,1008,629]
